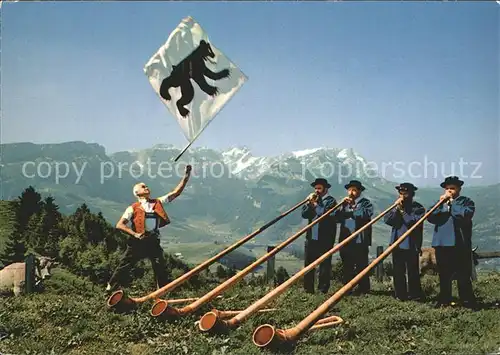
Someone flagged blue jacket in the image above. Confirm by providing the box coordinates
[301,194,337,246]
[384,201,425,251]
[335,197,373,246]
[427,195,475,248]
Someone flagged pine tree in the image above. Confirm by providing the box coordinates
[16,186,43,232]
[39,196,65,257]
[73,203,91,224]
[0,220,27,267]
[0,199,20,248]
[25,211,44,252]
[42,196,62,227]
[97,211,118,253]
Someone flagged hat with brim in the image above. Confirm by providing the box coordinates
[344,180,365,191]
[311,178,331,188]
[396,182,418,192]
[440,176,464,188]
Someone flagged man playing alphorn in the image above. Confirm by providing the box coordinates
[427,176,476,308]
[384,182,425,301]
[301,178,338,294]
[336,180,373,295]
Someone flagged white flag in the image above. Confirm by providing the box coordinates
[144,16,248,145]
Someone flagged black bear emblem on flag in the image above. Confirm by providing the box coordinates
[159,40,231,118]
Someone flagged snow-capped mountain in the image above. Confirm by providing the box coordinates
[220,146,377,183]
[110,144,388,186]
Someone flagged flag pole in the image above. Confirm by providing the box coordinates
[174,140,195,162]
[173,120,212,162]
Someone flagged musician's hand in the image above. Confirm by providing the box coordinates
[307,193,317,206]
[343,197,354,206]
[134,232,144,239]
[440,192,452,201]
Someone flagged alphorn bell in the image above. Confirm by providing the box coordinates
[149,199,345,319]
[107,199,308,312]
[252,197,449,349]
[198,200,398,333]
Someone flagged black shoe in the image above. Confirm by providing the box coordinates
[351,289,361,296]
[408,295,423,302]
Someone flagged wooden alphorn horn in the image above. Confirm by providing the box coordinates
[252,197,448,349]
[198,200,398,333]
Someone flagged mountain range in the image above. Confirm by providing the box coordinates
[1,141,499,271]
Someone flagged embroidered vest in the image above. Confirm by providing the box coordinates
[131,199,170,234]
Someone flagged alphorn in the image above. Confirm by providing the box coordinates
[198,200,398,333]
[167,296,221,305]
[252,197,448,348]
[205,308,277,320]
[107,198,308,312]
[149,200,344,318]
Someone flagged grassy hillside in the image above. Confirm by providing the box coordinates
[1,184,498,354]
[1,267,499,355]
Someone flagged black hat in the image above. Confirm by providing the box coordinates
[396,182,418,192]
[344,180,365,191]
[310,178,331,188]
[440,176,464,188]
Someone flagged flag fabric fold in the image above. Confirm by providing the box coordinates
[144,16,248,145]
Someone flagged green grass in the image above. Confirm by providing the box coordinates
[1,267,499,354]
[162,242,307,275]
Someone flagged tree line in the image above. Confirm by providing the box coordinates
[0,186,190,287]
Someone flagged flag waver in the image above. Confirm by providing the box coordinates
[144,16,248,160]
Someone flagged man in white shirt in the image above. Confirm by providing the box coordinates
[106,165,192,292]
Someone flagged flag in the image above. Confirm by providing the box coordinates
[143,16,248,150]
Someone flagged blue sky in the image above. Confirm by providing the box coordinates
[2,2,498,186]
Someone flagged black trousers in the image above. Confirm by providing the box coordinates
[304,239,333,293]
[108,233,171,289]
[392,248,422,300]
[435,246,475,303]
[340,242,370,293]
